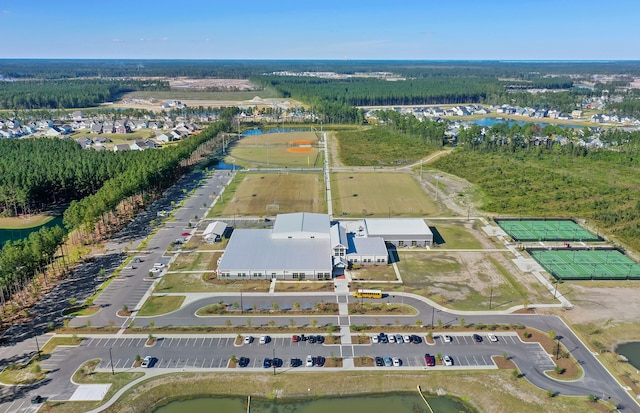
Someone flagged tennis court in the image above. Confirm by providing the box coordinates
[496,219,598,242]
[529,249,640,280]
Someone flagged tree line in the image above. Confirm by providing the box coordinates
[0,79,168,109]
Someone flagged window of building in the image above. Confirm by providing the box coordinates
[412,240,417,246]
[398,241,404,247]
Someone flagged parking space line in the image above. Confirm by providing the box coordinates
[209,359,214,368]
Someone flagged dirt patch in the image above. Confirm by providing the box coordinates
[492,355,517,369]
[290,140,313,145]
[287,147,312,153]
[561,284,640,324]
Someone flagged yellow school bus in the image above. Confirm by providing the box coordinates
[353,289,383,299]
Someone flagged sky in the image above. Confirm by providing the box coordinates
[2,0,640,60]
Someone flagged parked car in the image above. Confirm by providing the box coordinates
[403,335,411,343]
[424,354,436,366]
[389,334,396,343]
[244,335,253,344]
[259,335,270,344]
[31,395,45,404]
[313,356,325,367]
[378,333,388,343]
[263,358,272,368]
[392,357,402,367]
[150,267,162,274]
[487,333,498,342]
[132,257,142,263]
[410,335,422,344]
[443,335,452,343]
[395,334,403,344]
[291,335,300,343]
[141,355,154,368]
[383,356,393,367]
[443,355,453,366]
[316,335,325,344]
[123,265,136,270]
[375,356,384,366]
[153,262,165,268]
[371,335,379,344]
[308,335,317,344]
[238,357,250,367]
[272,358,283,368]
[306,355,313,367]
[290,358,302,367]
[473,334,483,343]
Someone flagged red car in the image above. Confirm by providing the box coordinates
[181,232,191,237]
[292,335,300,343]
[424,353,436,367]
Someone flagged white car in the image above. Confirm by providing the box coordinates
[141,355,153,368]
[306,355,313,367]
[487,333,498,343]
[150,267,162,274]
[443,355,453,366]
[153,262,165,268]
[371,335,379,344]
[403,335,411,343]
[388,334,396,343]
[443,335,452,343]
[259,335,270,344]
[244,335,253,344]
[392,357,401,367]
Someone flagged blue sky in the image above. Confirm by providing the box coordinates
[2,0,639,60]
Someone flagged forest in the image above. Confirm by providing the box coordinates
[0,79,168,109]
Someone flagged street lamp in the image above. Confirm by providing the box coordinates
[435,175,441,201]
[109,347,115,375]
[35,335,41,359]
[272,348,276,376]
[431,306,435,329]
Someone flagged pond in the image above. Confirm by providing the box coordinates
[154,393,474,413]
[617,342,640,369]
[0,216,64,247]
[471,117,584,129]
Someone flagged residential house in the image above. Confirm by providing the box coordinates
[144,139,161,149]
[129,140,147,151]
[71,110,85,120]
[93,136,111,144]
[155,133,173,143]
[114,144,130,152]
[90,123,103,134]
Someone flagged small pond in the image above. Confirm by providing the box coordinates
[617,342,640,369]
[0,216,64,247]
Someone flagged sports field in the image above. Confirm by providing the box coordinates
[236,131,318,146]
[529,249,640,280]
[332,172,437,217]
[230,146,321,168]
[218,173,326,216]
[496,219,598,242]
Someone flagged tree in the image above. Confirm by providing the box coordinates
[311,318,318,328]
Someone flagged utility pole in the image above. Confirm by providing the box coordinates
[431,306,435,329]
[34,336,41,359]
[109,348,115,375]
[435,175,441,201]
[272,348,276,376]
[489,287,493,310]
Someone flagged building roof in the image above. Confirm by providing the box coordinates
[203,221,227,237]
[272,212,330,239]
[364,218,432,237]
[218,229,331,272]
[349,235,388,256]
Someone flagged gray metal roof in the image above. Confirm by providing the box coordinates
[203,221,227,236]
[272,213,330,239]
[364,218,432,237]
[350,236,388,256]
[218,229,331,272]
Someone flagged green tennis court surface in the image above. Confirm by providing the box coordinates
[496,219,598,242]
[529,249,640,280]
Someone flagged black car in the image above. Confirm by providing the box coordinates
[473,334,483,343]
[316,335,325,344]
[410,335,422,344]
[308,335,317,344]
[272,358,283,368]
[31,395,45,404]
[378,333,388,343]
[313,356,325,367]
[290,358,302,367]
[300,334,308,341]
[238,357,250,367]
[375,356,384,367]
[263,358,272,368]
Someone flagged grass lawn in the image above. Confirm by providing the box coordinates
[169,252,220,272]
[275,281,335,293]
[208,172,326,217]
[137,295,185,316]
[431,220,485,249]
[235,131,318,147]
[69,130,156,145]
[230,146,321,169]
[349,264,397,281]
[155,273,270,293]
[0,214,56,229]
[96,370,605,413]
[122,87,281,102]
[332,172,436,217]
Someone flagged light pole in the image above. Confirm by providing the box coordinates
[109,347,115,375]
[431,306,435,329]
[489,287,493,310]
[240,291,243,314]
[34,335,41,359]
[272,348,276,376]
[435,175,441,201]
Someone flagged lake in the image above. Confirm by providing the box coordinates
[472,117,584,129]
[154,393,473,413]
[0,216,65,247]
[617,342,640,369]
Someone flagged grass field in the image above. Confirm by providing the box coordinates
[332,172,436,217]
[209,173,326,217]
[0,214,55,229]
[230,131,321,168]
[122,87,281,101]
[431,220,485,249]
[235,131,318,147]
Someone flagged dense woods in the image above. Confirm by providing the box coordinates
[0,79,168,109]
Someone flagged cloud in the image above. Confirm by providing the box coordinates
[0,10,11,15]
[112,38,123,43]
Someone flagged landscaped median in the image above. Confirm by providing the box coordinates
[196,301,339,316]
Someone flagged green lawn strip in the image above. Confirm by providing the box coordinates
[43,359,144,413]
[64,305,101,317]
[155,273,269,293]
[97,370,599,413]
[347,303,417,316]
[0,214,55,229]
[196,302,339,316]
[487,256,528,301]
[432,221,484,249]
[137,295,185,316]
